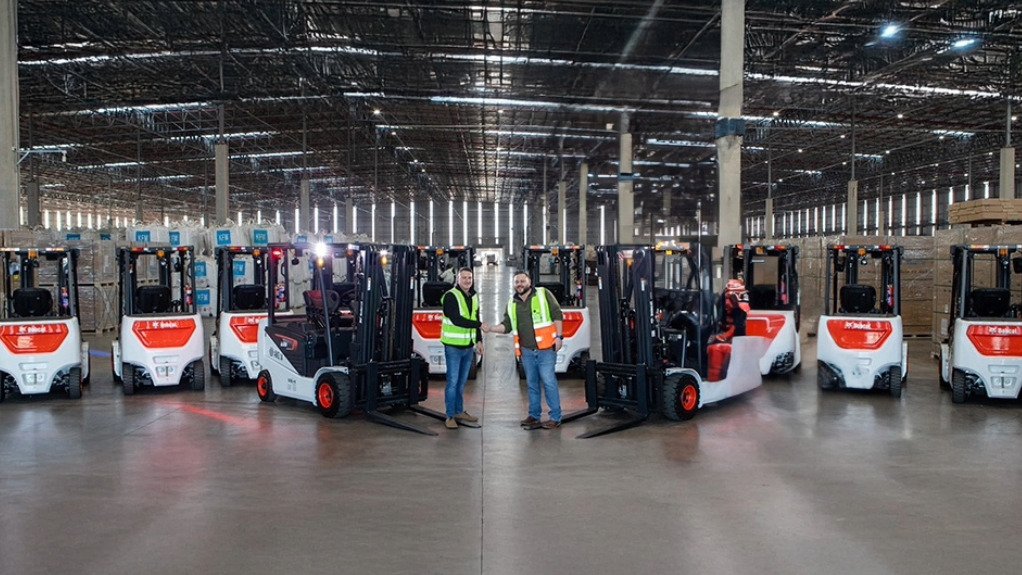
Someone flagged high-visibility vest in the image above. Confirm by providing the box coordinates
[441,288,479,346]
[508,287,557,357]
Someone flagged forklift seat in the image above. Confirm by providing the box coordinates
[136,285,172,314]
[12,288,53,317]
[536,282,565,303]
[422,281,452,307]
[839,284,876,314]
[748,285,777,310]
[304,289,340,315]
[232,284,266,311]
[332,282,357,308]
[969,288,1011,318]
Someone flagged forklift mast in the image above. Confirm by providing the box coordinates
[116,246,196,317]
[215,246,267,316]
[728,244,800,327]
[522,245,585,307]
[1,248,81,320]
[824,245,902,316]
[949,245,1021,325]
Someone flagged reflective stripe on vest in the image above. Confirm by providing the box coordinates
[508,287,557,356]
[441,288,479,346]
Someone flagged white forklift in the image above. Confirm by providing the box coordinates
[256,242,447,435]
[726,244,801,374]
[563,243,768,437]
[112,246,205,395]
[411,246,480,378]
[940,245,1022,404]
[0,247,90,402]
[520,245,591,376]
[209,246,292,387]
[816,244,907,398]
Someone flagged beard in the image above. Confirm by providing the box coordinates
[515,284,530,295]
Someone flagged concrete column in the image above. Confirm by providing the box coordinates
[345,198,354,235]
[578,161,588,245]
[299,179,311,234]
[764,197,774,239]
[715,0,745,249]
[618,113,635,244]
[847,180,859,235]
[215,142,230,224]
[0,0,19,229]
[557,180,567,245]
[25,181,40,228]
[1001,147,1016,199]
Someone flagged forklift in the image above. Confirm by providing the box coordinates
[563,243,767,438]
[726,244,801,374]
[255,242,447,435]
[816,244,907,397]
[112,246,205,395]
[939,245,1022,404]
[209,246,292,387]
[520,245,590,376]
[411,246,480,378]
[0,247,90,402]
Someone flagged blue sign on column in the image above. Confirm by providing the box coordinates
[216,230,232,246]
[252,229,269,245]
[169,231,181,247]
[135,231,151,243]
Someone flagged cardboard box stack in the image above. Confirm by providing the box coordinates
[948,199,1022,225]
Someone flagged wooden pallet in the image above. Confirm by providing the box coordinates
[949,199,1022,226]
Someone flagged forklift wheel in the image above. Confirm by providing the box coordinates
[189,361,206,391]
[817,361,836,390]
[951,369,967,404]
[889,367,902,399]
[67,367,83,400]
[938,353,949,388]
[662,374,699,421]
[315,373,352,418]
[256,370,276,402]
[0,372,7,403]
[83,357,91,386]
[111,355,121,384]
[122,363,136,395]
[219,358,234,388]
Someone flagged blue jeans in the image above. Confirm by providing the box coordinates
[521,348,561,422]
[444,345,475,418]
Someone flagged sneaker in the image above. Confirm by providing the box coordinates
[520,416,540,426]
[455,412,479,423]
[541,420,561,429]
[445,418,459,429]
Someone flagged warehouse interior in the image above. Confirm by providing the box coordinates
[2,2,1022,573]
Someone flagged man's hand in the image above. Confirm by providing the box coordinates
[554,338,563,352]
[476,342,484,356]
[480,322,491,333]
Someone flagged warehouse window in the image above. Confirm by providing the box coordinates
[984,181,990,199]
[949,186,955,207]
[410,201,416,245]
[237,210,243,225]
[428,199,435,245]
[294,207,300,234]
[201,215,205,227]
[915,192,922,235]
[276,210,281,226]
[477,201,482,244]
[351,206,357,234]
[332,204,338,234]
[862,200,868,232]
[44,209,50,229]
[599,205,605,245]
[509,203,514,251]
[964,183,970,201]
[448,200,453,246]
[390,201,396,244]
[164,215,170,227]
[493,200,499,243]
[841,203,846,234]
[87,213,93,229]
[930,190,937,230]
[371,202,377,241]
[874,198,880,234]
[313,206,319,234]
[524,203,529,245]
[900,195,907,237]
[543,206,549,245]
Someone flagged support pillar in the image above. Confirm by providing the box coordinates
[215,142,230,224]
[300,179,311,234]
[847,180,859,235]
[0,0,18,229]
[578,161,588,245]
[617,113,635,244]
[26,181,40,228]
[715,0,745,249]
[764,197,774,239]
[1001,148,1016,200]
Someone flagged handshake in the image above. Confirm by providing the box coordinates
[479,322,502,334]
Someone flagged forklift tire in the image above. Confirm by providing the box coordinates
[889,367,902,399]
[122,363,136,395]
[0,373,7,403]
[189,361,205,391]
[315,373,352,418]
[817,361,835,390]
[111,355,121,384]
[83,357,91,386]
[256,370,276,402]
[938,353,949,389]
[219,358,234,388]
[662,374,699,421]
[951,369,967,404]
[67,367,83,400]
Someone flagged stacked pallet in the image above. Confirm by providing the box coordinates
[948,199,1022,225]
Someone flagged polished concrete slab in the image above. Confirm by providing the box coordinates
[2,264,1022,574]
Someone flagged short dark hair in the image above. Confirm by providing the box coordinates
[513,271,530,279]
[458,267,473,275]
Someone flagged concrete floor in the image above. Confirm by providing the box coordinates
[3,264,1022,574]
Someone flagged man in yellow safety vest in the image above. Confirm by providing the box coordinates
[486,271,564,429]
[440,267,488,429]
